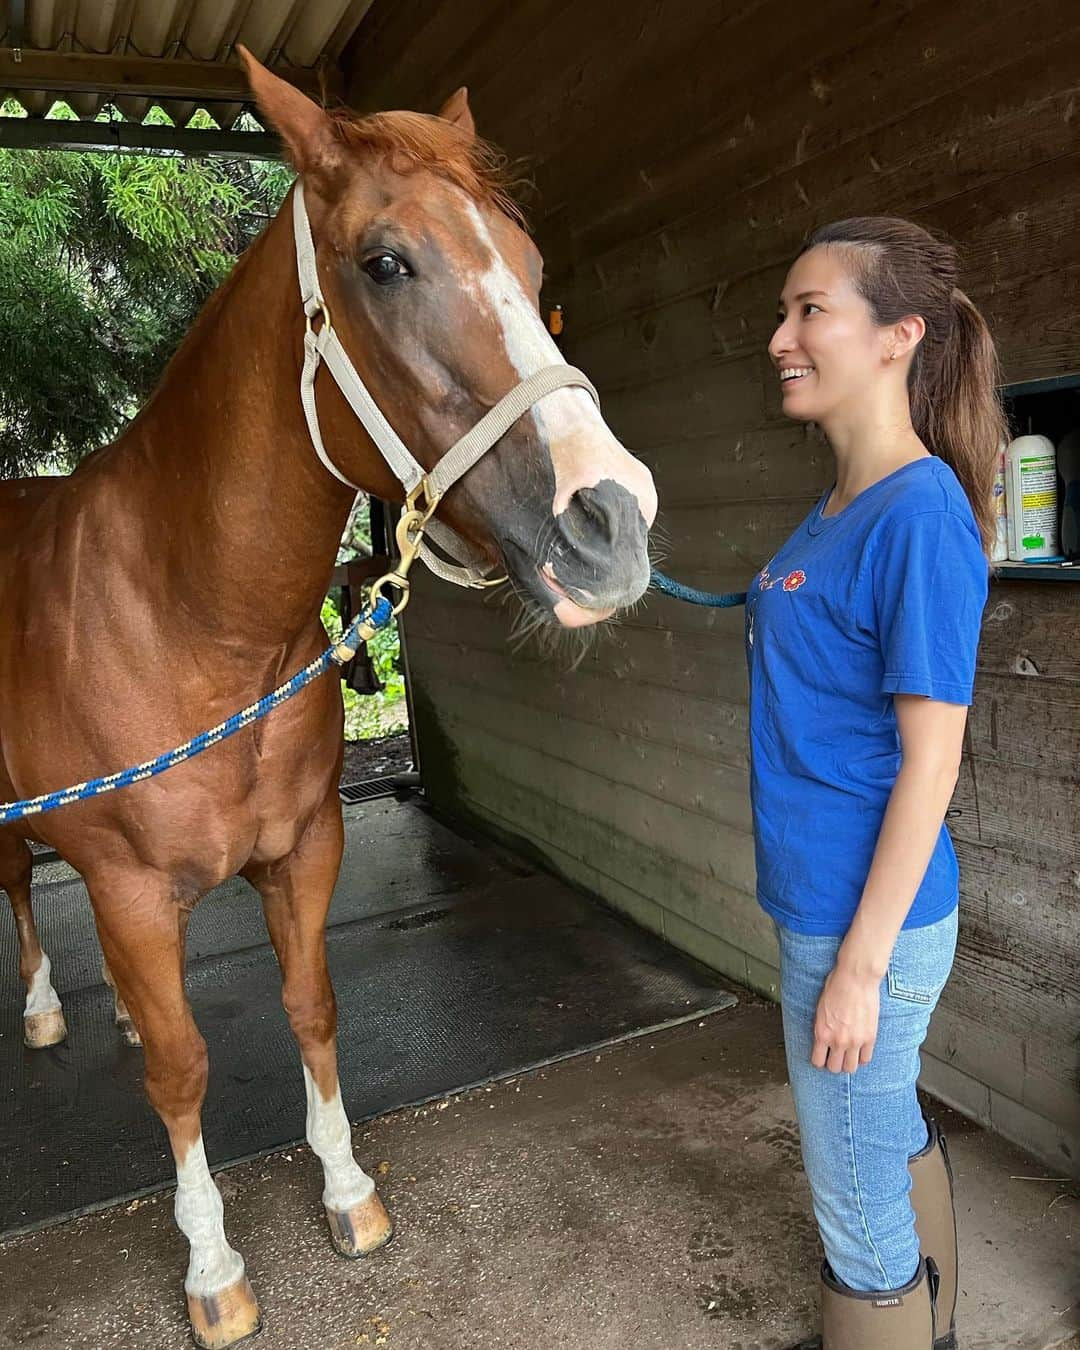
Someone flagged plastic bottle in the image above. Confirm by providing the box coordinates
[1005,434,1062,562]
[991,441,1009,562]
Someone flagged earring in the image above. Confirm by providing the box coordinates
[890,352,898,361]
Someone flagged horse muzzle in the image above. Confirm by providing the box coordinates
[505,478,652,627]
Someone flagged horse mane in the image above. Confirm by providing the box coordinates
[325,108,530,229]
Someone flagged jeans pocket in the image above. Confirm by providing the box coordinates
[885,909,958,1006]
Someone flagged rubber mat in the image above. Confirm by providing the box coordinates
[0,799,736,1237]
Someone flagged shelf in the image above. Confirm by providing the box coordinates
[992,562,1080,581]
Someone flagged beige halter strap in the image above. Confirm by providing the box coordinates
[293,181,599,588]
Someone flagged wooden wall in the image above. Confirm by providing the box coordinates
[345,1,1080,1174]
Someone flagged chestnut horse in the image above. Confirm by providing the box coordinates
[0,51,657,1349]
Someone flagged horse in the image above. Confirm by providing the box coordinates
[0,49,657,1350]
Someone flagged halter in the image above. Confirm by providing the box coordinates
[293,181,600,596]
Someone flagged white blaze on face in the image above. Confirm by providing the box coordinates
[174,1134,246,1297]
[461,200,657,526]
[303,1064,375,1212]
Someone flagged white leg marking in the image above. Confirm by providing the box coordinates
[174,1135,245,1298]
[24,951,62,1018]
[303,1065,375,1212]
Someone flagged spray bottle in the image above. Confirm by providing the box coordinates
[991,441,1009,562]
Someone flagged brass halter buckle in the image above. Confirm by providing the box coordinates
[403,481,508,591]
[362,479,443,619]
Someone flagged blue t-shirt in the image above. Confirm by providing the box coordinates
[743,456,989,936]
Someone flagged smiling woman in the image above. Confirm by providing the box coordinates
[751,216,1005,1350]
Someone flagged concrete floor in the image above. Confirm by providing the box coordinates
[0,992,1075,1350]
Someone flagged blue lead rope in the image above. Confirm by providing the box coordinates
[2,574,743,827]
[650,569,747,609]
[0,597,394,826]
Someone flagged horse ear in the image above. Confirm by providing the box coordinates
[437,87,476,139]
[237,45,343,180]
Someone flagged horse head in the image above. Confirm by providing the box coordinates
[241,50,656,630]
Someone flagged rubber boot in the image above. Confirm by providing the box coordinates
[787,1257,938,1349]
[909,1115,959,1349]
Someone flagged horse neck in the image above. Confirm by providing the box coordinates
[120,194,394,652]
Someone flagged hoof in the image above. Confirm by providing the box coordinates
[117,1016,142,1047]
[326,1191,394,1259]
[187,1275,261,1350]
[24,1008,67,1049]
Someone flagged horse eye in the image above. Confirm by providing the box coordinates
[362,253,411,285]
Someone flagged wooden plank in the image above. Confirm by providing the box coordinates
[599,352,769,446]
[406,633,750,768]
[541,26,1080,333]
[409,603,753,706]
[955,839,1078,1010]
[978,586,1080,685]
[977,265,1080,386]
[640,426,831,508]
[0,49,336,102]
[486,0,925,221]
[424,679,753,834]
[346,0,577,117]
[541,8,1080,273]
[966,756,1079,859]
[423,707,758,893]
[564,262,789,394]
[968,671,1080,777]
[926,1003,1079,1135]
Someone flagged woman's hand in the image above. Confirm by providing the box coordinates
[811,963,881,1073]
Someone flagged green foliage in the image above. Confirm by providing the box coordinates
[0,101,293,477]
[320,594,408,742]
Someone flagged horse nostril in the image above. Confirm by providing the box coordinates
[565,486,614,543]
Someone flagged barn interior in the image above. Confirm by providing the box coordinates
[0,2,1076,1347]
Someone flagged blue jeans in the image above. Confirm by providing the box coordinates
[775,908,958,1292]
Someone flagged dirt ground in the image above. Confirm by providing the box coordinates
[341,731,414,782]
[0,997,1075,1350]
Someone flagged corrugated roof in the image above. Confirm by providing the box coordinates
[0,0,373,129]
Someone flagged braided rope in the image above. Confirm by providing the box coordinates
[650,569,747,609]
[0,597,394,826]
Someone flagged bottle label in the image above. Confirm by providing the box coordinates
[1018,461,1059,539]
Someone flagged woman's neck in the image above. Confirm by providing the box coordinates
[819,395,929,510]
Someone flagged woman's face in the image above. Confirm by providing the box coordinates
[769,245,892,424]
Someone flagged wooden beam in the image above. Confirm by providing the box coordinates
[0,49,341,105]
[0,116,282,160]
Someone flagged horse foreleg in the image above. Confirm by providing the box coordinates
[101,955,142,1046]
[246,794,393,1259]
[0,833,66,1048]
[91,881,260,1349]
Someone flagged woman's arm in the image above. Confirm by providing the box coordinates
[811,694,969,1073]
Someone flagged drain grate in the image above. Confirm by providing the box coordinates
[339,776,401,805]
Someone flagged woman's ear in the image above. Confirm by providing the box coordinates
[891,313,927,361]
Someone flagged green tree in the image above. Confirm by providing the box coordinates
[0,103,293,477]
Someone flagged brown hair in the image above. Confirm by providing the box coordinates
[800,217,1006,556]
